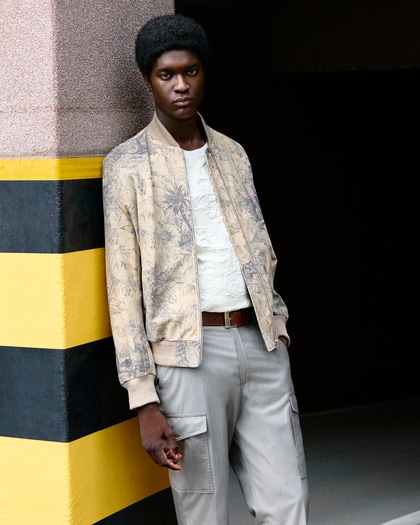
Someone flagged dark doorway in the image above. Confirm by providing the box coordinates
[175,0,420,413]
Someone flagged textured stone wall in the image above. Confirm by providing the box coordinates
[0,0,174,158]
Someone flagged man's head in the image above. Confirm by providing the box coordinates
[135,14,209,78]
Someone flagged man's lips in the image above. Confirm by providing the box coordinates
[174,98,192,107]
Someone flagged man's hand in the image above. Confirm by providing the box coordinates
[278,335,289,347]
[136,403,182,470]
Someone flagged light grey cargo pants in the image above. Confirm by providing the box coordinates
[155,323,309,525]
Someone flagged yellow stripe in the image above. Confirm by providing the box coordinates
[0,249,111,349]
[0,157,103,181]
[0,418,170,525]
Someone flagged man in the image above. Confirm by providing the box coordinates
[103,13,308,525]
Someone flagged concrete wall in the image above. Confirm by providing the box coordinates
[0,1,178,523]
[0,0,175,157]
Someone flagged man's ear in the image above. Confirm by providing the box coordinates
[142,74,153,92]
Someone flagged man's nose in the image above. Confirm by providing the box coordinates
[174,75,189,90]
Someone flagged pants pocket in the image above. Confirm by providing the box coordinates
[167,414,214,493]
[289,393,308,479]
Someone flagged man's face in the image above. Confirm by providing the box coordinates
[145,49,204,122]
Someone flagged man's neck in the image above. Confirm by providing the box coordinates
[156,111,206,150]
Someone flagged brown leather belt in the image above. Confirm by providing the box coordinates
[202,307,255,328]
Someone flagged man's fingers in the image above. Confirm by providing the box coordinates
[164,444,181,460]
[162,441,182,469]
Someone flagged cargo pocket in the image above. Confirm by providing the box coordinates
[167,414,213,493]
[289,394,307,479]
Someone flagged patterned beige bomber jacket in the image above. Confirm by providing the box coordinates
[103,112,290,410]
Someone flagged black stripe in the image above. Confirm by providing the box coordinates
[0,338,133,441]
[0,179,104,253]
[94,489,176,525]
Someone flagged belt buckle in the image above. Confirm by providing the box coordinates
[224,311,231,328]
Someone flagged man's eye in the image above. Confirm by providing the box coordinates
[160,72,171,80]
[187,68,197,76]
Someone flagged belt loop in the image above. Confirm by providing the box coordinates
[224,311,231,328]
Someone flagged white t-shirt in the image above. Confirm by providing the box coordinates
[183,144,252,312]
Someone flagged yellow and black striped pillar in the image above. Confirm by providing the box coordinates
[0,2,176,524]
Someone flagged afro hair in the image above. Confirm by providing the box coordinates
[135,14,209,77]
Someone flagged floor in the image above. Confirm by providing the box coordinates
[228,395,420,525]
